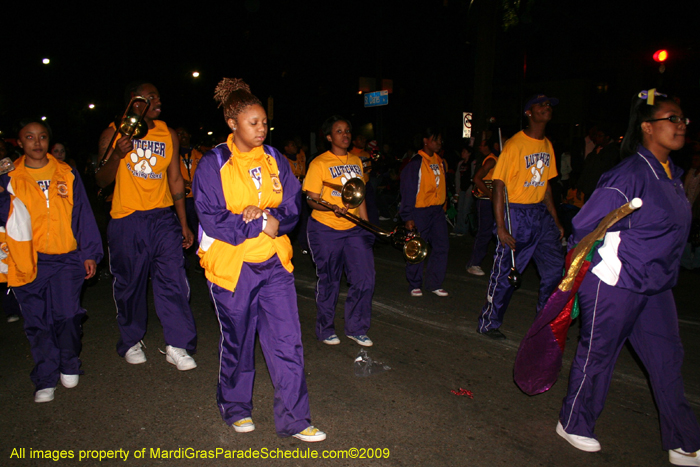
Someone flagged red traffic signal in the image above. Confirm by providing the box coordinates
[653,49,668,63]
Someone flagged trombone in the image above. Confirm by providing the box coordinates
[306,179,429,264]
[95,96,151,173]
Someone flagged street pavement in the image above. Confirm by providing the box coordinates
[1,225,699,466]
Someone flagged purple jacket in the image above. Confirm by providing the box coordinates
[192,143,301,246]
[571,145,690,294]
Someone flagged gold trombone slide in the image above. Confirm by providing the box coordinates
[95,96,151,173]
[306,179,429,264]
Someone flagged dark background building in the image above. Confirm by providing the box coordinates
[2,0,698,163]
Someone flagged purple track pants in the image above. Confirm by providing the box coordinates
[208,256,311,437]
[108,208,196,356]
[559,273,700,452]
[307,217,375,341]
[478,203,564,332]
[14,251,85,391]
[405,205,449,292]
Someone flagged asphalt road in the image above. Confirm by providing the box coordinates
[1,227,699,466]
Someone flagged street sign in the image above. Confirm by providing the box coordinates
[364,91,388,108]
[463,112,473,138]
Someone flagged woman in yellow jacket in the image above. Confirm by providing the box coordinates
[0,119,102,403]
[193,78,325,442]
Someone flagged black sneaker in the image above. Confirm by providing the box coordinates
[478,328,506,340]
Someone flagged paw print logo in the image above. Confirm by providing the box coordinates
[431,164,441,187]
[130,148,157,174]
[530,160,544,184]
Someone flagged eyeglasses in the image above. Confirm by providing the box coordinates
[646,115,690,125]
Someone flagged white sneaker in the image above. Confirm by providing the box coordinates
[7,315,19,323]
[164,345,197,371]
[232,417,255,433]
[410,288,423,297]
[346,335,373,347]
[124,342,147,364]
[432,289,449,297]
[467,265,485,276]
[34,388,55,403]
[293,426,327,442]
[60,374,79,389]
[670,448,700,466]
[556,421,601,452]
[322,334,340,345]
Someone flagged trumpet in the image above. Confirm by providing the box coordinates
[472,179,494,200]
[306,178,429,264]
[95,96,152,173]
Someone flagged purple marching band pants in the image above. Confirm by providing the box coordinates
[306,217,375,341]
[467,198,495,268]
[108,208,197,356]
[208,255,311,437]
[13,250,85,391]
[405,205,449,292]
[478,203,564,333]
[560,273,700,452]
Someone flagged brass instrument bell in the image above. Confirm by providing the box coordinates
[95,96,152,173]
[115,96,151,140]
[391,226,430,264]
[322,177,366,209]
[304,190,430,264]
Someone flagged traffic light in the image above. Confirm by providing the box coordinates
[653,49,668,63]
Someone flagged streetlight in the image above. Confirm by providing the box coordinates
[42,58,50,65]
[192,71,200,78]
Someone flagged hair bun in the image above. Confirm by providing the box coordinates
[214,78,251,107]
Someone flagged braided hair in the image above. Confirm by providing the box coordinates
[214,78,262,122]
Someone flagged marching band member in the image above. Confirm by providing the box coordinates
[281,137,306,181]
[556,91,700,466]
[477,95,565,339]
[400,128,449,297]
[96,81,197,370]
[194,78,325,442]
[176,127,204,247]
[466,139,499,276]
[1,119,102,402]
[303,115,375,347]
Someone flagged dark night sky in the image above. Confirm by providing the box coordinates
[2,0,700,159]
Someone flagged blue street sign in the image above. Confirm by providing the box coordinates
[364,90,389,107]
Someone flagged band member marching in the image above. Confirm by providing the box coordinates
[176,127,204,247]
[1,119,102,402]
[477,95,565,339]
[303,115,375,347]
[194,77,325,442]
[96,81,197,369]
[399,127,450,297]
